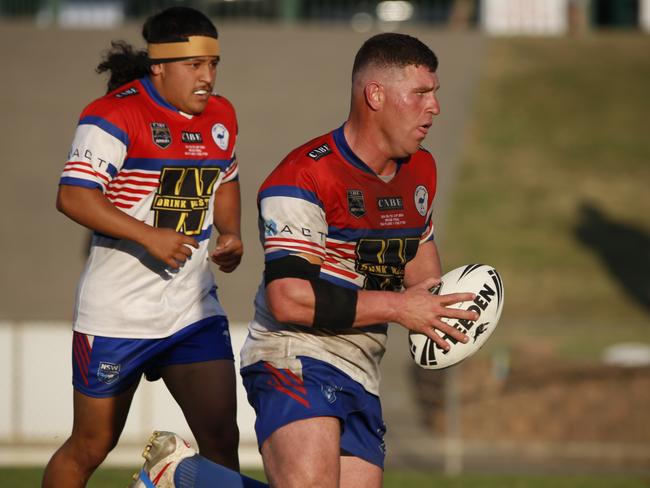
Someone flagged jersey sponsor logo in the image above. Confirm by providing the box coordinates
[414,185,428,216]
[151,122,172,149]
[114,87,139,98]
[278,224,326,242]
[97,362,120,384]
[152,166,221,235]
[377,196,403,211]
[181,131,203,144]
[355,237,419,290]
[347,189,366,218]
[307,143,332,161]
[211,123,229,150]
[264,219,278,236]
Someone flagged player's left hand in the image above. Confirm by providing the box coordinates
[210,233,243,272]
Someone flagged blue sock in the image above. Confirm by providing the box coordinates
[174,455,268,488]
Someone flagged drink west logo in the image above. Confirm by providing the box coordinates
[356,237,419,291]
[152,167,220,235]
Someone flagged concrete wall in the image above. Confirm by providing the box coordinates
[0,321,261,467]
[481,0,569,35]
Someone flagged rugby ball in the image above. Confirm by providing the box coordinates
[408,264,504,369]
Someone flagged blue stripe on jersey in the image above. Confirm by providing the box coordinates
[328,225,426,241]
[258,185,323,208]
[320,272,358,289]
[79,116,130,147]
[59,177,103,189]
[194,226,212,242]
[264,250,294,262]
[122,157,234,171]
[332,125,406,175]
[105,163,119,178]
[140,77,179,112]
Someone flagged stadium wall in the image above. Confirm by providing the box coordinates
[0,321,262,467]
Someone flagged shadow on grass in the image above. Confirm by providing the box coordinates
[575,201,650,315]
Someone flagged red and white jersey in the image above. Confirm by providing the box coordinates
[60,77,238,338]
[241,125,437,394]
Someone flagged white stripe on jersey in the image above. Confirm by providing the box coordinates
[260,195,327,260]
[105,169,160,209]
[63,124,126,190]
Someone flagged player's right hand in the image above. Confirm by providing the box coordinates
[398,277,478,351]
[143,227,199,269]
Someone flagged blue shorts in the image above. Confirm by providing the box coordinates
[241,356,386,468]
[72,315,233,398]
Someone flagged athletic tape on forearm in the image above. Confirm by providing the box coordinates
[311,279,358,330]
[263,254,357,330]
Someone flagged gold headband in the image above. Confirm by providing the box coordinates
[148,36,220,61]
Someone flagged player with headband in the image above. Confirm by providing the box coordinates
[43,7,243,487]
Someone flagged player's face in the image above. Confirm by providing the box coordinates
[382,64,440,157]
[154,56,219,115]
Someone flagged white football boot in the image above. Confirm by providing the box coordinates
[128,431,196,488]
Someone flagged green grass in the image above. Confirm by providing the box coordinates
[0,467,267,487]
[2,467,648,488]
[439,34,650,359]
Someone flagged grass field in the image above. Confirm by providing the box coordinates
[439,33,650,361]
[2,467,648,488]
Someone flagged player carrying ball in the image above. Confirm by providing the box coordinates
[129,32,479,488]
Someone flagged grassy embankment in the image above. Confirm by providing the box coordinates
[440,34,650,360]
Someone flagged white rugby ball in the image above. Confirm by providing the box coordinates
[408,264,504,369]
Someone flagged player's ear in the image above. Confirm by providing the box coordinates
[150,63,164,76]
[364,82,383,111]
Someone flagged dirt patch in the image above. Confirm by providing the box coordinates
[413,348,650,445]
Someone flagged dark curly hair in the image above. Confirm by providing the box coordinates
[96,6,218,93]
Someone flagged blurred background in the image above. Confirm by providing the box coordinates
[0,0,648,486]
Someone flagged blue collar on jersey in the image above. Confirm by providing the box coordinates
[332,124,408,176]
[139,77,181,113]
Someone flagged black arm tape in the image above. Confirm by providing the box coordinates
[264,255,320,285]
[311,279,358,331]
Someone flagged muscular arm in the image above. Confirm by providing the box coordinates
[56,185,198,268]
[210,180,243,272]
[265,250,476,350]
